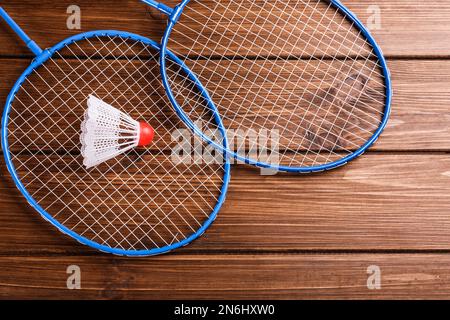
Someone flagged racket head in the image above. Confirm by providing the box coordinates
[159,0,392,172]
[2,30,230,256]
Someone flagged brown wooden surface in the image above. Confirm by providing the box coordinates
[1,254,450,299]
[1,0,450,300]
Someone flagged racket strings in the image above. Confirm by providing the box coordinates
[178,4,384,123]
[208,0,383,163]
[191,0,386,81]
[8,36,226,251]
[167,57,362,166]
[22,102,216,250]
[175,0,386,110]
[168,59,375,165]
[166,0,388,167]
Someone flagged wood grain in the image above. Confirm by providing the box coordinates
[1,254,450,299]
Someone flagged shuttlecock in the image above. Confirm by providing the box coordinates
[80,95,155,168]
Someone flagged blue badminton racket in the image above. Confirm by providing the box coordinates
[0,7,230,256]
[143,0,392,172]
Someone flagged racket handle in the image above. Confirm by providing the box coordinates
[141,0,173,16]
[0,7,43,56]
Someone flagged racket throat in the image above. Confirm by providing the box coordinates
[32,49,52,66]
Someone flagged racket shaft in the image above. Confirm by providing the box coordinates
[141,0,174,16]
[0,7,42,56]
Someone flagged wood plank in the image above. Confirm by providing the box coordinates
[346,0,450,57]
[381,59,450,151]
[1,153,450,254]
[1,56,386,168]
[1,58,449,152]
[169,0,375,58]
[0,0,448,58]
[1,254,450,299]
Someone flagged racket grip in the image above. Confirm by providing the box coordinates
[0,7,43,56]
[141,0,174,16]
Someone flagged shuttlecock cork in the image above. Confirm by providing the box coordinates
[80,95,155,168]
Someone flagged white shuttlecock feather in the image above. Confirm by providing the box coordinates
[80,95,155,168]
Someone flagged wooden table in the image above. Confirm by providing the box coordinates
[1,0,450,299]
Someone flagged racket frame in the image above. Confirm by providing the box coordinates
[145,0,393,173]
[0,8,231,256]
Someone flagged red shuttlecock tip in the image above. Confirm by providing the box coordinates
[138,122,155,147]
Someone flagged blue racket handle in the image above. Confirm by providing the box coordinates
[141,0,174,16]
[0,7,42,56]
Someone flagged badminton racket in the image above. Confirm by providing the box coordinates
[0,7,230,256]
[143,0,392,172]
